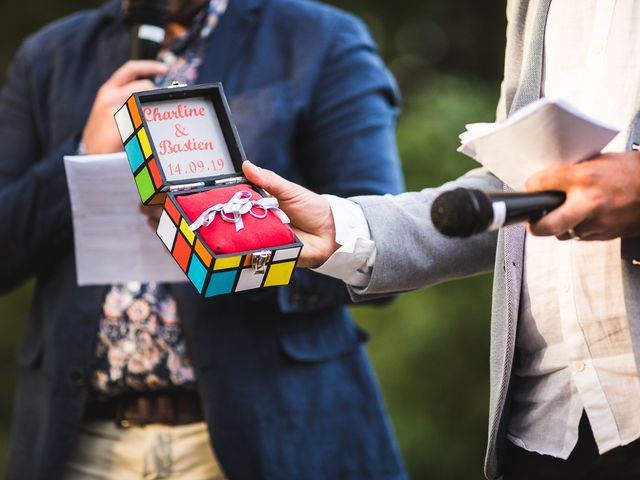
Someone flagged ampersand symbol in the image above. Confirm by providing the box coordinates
[174,124,189,137]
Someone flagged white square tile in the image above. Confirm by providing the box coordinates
[235,268,265,291]
[157,210,177,251]
[273,247,301,262]
[115,106,134,143]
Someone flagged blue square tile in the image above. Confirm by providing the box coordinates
[187,255,207,293]
[125,135,145,172]
[205,270,237,297]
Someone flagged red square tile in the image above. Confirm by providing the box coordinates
[164,198,181,225]
[148,157,163,189]
[172,233,191,273]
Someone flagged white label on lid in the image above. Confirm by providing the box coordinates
[138,24,166,44]
[142,96,235,182]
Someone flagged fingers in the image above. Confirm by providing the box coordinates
[241,161,340,268]
[525,165,573,192]
[242,161,303,200]
[525,164,583,236]
[528,206,585,236]
[528,190,594,236]
[108,60,168,86]
[123,79,157,95]
[524,157,620,238]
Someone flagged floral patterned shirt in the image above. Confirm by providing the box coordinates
[91,0,229,397]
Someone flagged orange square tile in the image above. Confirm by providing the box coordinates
[128,96,142,128]
[194,239,212,267]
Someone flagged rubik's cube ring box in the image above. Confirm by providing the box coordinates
[114,82,302,297]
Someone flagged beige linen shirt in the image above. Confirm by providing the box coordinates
[507,0,640,459]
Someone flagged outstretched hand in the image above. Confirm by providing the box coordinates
[242,161,339,268]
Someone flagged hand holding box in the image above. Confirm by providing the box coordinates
[114,83,303,297]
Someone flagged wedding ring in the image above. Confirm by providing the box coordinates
[567,228,581,240]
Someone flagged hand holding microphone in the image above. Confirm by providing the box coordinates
[524,153,640,240]
[432,150,640,241]
[81,61,168,154]
[81,0,170,154]
[431,188,566,238]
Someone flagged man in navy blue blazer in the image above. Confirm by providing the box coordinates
[0,0,406,479]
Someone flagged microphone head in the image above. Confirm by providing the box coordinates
[430,188,493,237]
[127,0,170,27]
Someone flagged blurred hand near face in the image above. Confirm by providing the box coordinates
[82,60,168,154]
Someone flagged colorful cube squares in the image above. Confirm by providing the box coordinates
[213,255,242,270]
[125,136,145,172]
[148,158,163,189]
[134,168,155,203]
[179,218,195,245]
[116,96,164,205]
[127,96,143,128]
[154,195,302,297]
[235,268,265,291]
[172,233,191,273]
[205,270,237,297]
[115,106,134,142]
[188,255,208,293]
[157,210,177,250]
[273,247,302,262]
[264,261,296,287]
[137,128,153,159]
[165,199,181,224]
[194,239,212,267]
[117,85,303,297]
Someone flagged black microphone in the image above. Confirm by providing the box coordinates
[128,0,170,60]
[430,188,566,238]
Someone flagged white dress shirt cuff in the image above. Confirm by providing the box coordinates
[311,195,376,287]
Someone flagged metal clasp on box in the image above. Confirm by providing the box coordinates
[251,250,272,274]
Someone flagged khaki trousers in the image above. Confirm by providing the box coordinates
[62,421,226,480]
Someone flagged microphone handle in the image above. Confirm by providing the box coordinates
[488,191,566,229]
[130,24,166,60]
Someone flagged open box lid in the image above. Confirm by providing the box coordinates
[115,83,247,203]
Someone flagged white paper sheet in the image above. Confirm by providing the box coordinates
[64,153,186,286]
[457,98,620,190]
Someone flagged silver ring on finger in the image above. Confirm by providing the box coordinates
[567,227,582,240]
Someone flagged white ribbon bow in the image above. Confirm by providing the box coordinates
[188,190,290,233]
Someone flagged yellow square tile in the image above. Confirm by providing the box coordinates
[264,261,295,287]
[214,255,242,270]
[137,128,153,159]
[179,218,195,245]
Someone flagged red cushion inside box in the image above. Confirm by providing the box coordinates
[176,184,294,254]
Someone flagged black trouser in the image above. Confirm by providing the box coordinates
[503,413,640,480]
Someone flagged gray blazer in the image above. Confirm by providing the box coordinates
[349,1,640,478]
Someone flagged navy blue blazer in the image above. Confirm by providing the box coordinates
[0,0,406,478]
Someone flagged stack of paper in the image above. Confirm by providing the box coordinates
[457,98,619,190]
[64,153,185,286]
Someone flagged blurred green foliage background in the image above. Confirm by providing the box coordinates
[0,0,505,478]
